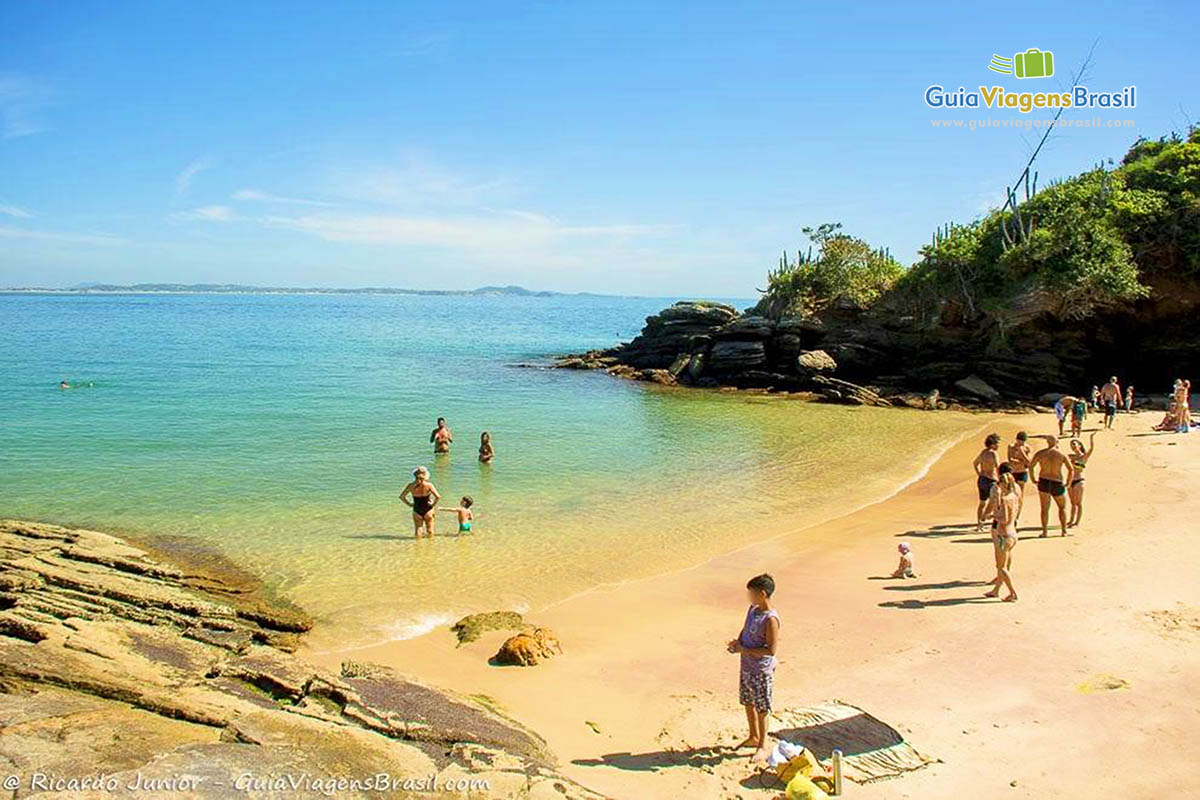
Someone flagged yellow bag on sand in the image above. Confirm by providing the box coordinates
[776,748,821,784]
[785,773,830,800]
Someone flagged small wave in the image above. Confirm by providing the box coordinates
[380,611,459,642]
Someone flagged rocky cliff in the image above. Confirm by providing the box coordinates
[0,520,604,799]
[559,301,968,408]
[558,276,1199,407]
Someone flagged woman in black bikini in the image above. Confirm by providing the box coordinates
[1067,433,1096,528]
[399,466,441,539]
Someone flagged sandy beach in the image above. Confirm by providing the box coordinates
[307,411,1200,799]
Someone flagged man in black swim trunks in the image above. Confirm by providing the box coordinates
[1099,376,1122,430]
[1029,435,1076,537]
[972,433,1001,532]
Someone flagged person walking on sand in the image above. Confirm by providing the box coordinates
[1054,395,1075,437]
[1070,395,1087,438]
[973,433,1002,531]
[1030,436,1075,537]
[430,417,453,454]
[983,463,1021,602]
[478,431,495,463]
[727,573,780,763]
[1099,377,1122,430]
[1124,385,1135,412]
[1068,433,1096,528]
[399,466,441,538]
[1007,431,1033,502]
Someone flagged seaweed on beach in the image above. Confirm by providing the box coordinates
[450,611,525,645]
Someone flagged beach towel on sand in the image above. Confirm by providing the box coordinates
[773,700,935,784]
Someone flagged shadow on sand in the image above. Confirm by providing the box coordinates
[896,523,976,539]
[572,745,747,772]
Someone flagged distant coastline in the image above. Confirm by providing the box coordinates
[0,282,619,298]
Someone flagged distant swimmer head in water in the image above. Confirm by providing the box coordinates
[59,380,69,388]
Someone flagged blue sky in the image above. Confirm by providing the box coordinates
[1,2,1194,295]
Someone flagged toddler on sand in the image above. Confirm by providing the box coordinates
[892,542,915,578]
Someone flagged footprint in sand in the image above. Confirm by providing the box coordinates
[1076,674,1130,693]
[1146,605,1200,637]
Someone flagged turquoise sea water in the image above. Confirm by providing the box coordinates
[1,293,981,648]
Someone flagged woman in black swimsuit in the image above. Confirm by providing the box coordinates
[399,466,441,539]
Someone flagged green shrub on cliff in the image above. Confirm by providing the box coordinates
[895,127,1200,322]
[754,223,904,318]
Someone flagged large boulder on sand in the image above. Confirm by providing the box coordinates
[494,627,563,667]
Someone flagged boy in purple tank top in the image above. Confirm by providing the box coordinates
[726,573,780,762]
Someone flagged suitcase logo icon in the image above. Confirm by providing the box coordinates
[988,48,1054,79]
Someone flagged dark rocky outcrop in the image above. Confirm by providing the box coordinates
[557,273,1200,406]
[557,302,899,407]
[0,520,605,799]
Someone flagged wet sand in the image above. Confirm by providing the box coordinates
[307,411,1200,799]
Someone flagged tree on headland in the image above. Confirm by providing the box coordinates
[754,222,904,318]
[755,126,1199,333]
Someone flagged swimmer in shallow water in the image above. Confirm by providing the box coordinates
[399,466,441,539]
[478,431,494,463]
[430,417,453,454]
[444,496,475,534]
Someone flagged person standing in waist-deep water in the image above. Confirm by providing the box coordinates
[399,466,441,539]
[1099,376,1122,430]
[1030,436,1075,537]
[973,433,1002,532]
[478,431,495,463]
[727,573,780,763]
[430,417,453,454]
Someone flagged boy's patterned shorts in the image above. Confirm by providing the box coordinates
[739,670,773,713]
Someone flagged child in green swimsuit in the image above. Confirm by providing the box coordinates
[445,496,475,534]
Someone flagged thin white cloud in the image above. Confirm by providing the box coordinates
[232,188,335,207]
[175,157,216,195]
[0,225,126,246]
[0,74,51,139]
[0,204,33,219]
[171,204,237,222]
[259,210,676,254]
[332,157,512,208]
